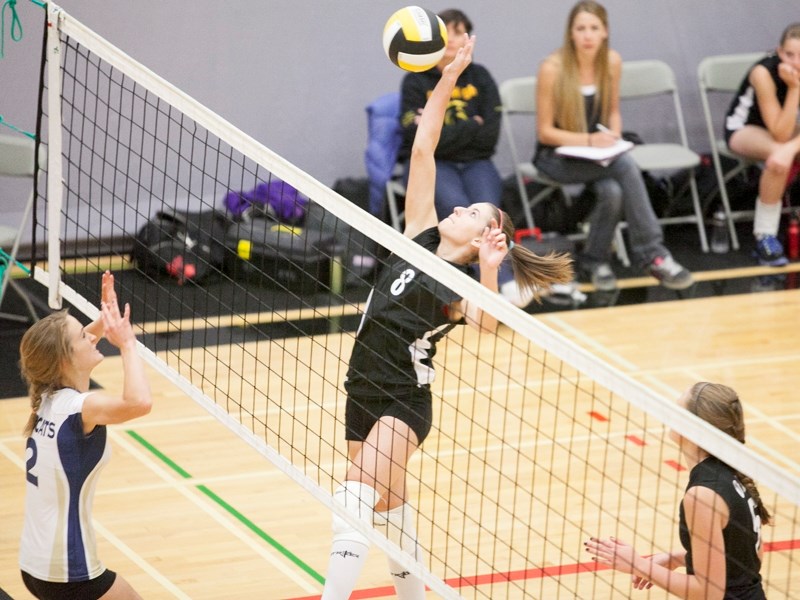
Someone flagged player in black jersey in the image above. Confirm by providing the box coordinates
[725,23,800,266]
[320,36,573,600]
[585,382,770,599]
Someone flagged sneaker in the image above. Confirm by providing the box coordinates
[547,280,588,305]
[754,235,789,267]
[648,255,693,290]
[587,263,617,291]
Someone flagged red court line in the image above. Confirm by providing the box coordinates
[588,411,608,422]
[764,539,800,551]
[286,539,799,600]
[664,459,686,471]
[285,561,608,600]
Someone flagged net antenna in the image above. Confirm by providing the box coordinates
[33,4,800,598]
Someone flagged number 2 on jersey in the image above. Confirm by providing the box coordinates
[25,438,38,486]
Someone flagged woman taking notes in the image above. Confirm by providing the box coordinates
[534,0,693,292]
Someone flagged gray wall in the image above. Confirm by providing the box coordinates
[0,1,796,238]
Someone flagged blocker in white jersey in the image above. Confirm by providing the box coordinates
[17,271,151,600]
[20,388,110,582]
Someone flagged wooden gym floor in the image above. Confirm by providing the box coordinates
[1,273,799,599]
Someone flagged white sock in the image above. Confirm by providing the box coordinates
[753,197,782,238]
[374,504,426,600]
[321,481,381,600]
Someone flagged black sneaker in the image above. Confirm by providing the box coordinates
[648,255,693,290]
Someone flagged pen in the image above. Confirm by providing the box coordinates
[596,123,619,138]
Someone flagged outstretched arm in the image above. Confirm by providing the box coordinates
[403,34,475,239]
[82,279,152,433]
[752,63,800,142]
[585,487,728,600]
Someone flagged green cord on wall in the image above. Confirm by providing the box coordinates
[0,0,23,59]
[0,0,45,137]
[0,115,36,139]
[0,0,45,59]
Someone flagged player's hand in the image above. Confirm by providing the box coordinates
[86,270,118,339]
[778,62,800,88]
[478,218,508,270]
[442,34,474,80]
[588,131,618,148]
[100,299,136,351]
[584,537,641,575]
[101,270,118,306]
[767,140,799,172]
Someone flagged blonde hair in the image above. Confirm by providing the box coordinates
[490,206,573,303]
[687,382,771,525]
[555,1,611,133]
[780,22,800,45]
[19,310,72,437]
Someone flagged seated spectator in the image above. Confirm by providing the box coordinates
[725,22,800,266]
[533,0,693,291]
[398,9,502,219]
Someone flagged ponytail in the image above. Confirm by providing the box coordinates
[507,242,574,303]
[495,208,574,303]
[19,311,72,437]
[736,471,772,526]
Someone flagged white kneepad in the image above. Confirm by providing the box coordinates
[331,481,380,544]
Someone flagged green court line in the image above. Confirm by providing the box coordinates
[126,430,192,479]
[196,484,325,585]
[126,429,325,585]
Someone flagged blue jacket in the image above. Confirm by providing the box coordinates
[364,92,402,217]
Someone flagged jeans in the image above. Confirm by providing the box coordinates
[534,151,665,267]
[404,158,502,219]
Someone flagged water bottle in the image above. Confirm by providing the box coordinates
[710,209,730,254]
[788,212,799,261]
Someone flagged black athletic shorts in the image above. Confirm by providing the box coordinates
[21,569,116,600]
[345,385,433,445]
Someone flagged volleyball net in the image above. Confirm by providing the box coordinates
[27,5,800,598]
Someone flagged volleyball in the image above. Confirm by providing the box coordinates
[382,6,448,72]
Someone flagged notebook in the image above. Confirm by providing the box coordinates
[555,138,634,167]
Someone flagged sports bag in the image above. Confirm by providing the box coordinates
[225,217,341,293]
[131,208,231,284]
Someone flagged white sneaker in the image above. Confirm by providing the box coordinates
[548,281,588,305]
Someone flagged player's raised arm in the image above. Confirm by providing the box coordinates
[403,34,474,239]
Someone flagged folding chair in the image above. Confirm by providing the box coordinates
[499,75,630,266]
[498,76,572,232]
[619,60,708,251]
[0,134,43,323]
[385,165,406,231]
[697,52,766,250]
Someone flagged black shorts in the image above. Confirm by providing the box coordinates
[345,385,433,445]
[21,569,116,600]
